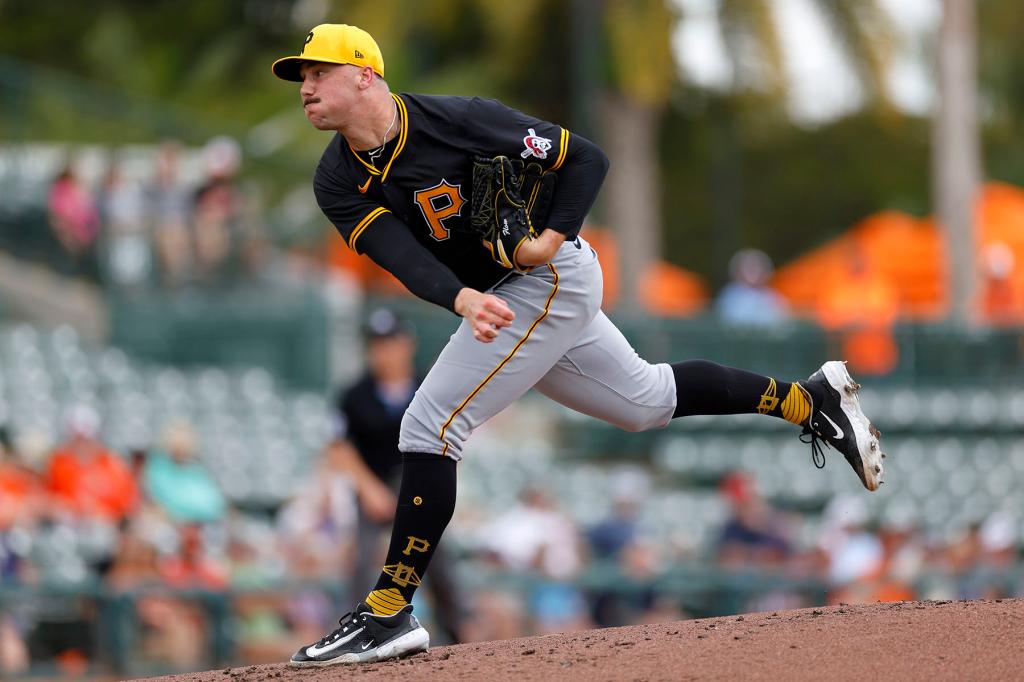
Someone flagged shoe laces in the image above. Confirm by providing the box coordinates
[800,425,829,469]
[319,610,368,647]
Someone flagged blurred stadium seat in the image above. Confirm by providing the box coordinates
[0,323,331,509]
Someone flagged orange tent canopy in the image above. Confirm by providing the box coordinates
[773,182,1024,323]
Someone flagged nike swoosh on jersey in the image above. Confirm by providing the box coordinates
[358,177,372,193]
[305,627,365,657]
[821,412,845,440]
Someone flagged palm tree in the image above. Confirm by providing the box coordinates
[932,0,979,326]
[598,0,679,309]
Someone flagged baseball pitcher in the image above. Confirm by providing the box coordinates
[273,24,885,666]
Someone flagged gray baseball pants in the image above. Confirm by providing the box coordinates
[399,236,677,460]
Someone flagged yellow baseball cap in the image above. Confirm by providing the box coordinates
[272,24,384,82]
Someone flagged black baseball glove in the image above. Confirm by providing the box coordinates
[469,155,556,272]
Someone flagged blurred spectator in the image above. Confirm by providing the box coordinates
[816,241,899,376]
[942,513,1018,601]
[460,589,527,643]
[1,425,42,589]
[716,249,789,326]
[0,426,45,540]
[159,524,228,590]
[480,485,584,579]
[142,419,226,524]
[585,470,672,627]
[45,405,138,523]
[586,481,643,628]
[715,471,793,568]
[98,157,152,289]
[0,612,29,675]
[978,512,1018,570]
[276,441,358,579]
[0,427,32,674]
[587,472,648,561]
[46,164,100,277]
[828,521,916,606]
[817,495,884,595]
[147,141,194,289]
[226,521,286,589]
[147,524,229,668]
[978,242,1022,325]
[106,522,163,591]
[478,485,589,634]
[192,136,243,286]
[221,521,295,662]
[107,522,209,668]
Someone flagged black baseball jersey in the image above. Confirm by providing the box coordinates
[314,93,570,293]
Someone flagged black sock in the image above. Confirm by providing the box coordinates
[671,360,818,425]
[365,452,457,615]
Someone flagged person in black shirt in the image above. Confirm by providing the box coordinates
[274,24,884,666]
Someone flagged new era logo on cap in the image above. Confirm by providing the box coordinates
[355,50,364,58]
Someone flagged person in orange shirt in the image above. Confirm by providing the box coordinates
[158,524,229,590]
[0,427,46,532]
[1,428,40,673]
[45,405,139,522]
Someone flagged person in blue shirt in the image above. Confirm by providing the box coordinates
[143,419,226,524]
[716,249,790,326]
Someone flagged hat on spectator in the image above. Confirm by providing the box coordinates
[365,308,411,340]
[720,470,757,505]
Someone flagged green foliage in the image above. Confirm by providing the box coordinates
[718,0,787,96]
[604,0,678,107]
[812,0,896,108]
[978,0,1024,186]
[661,97,931,285]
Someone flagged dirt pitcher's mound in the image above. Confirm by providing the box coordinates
[138,599,1024,681]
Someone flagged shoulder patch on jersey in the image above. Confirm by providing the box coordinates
[521,128,553,160]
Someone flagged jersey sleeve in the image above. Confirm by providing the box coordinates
[463,97,570,171]
[314,163,391,254]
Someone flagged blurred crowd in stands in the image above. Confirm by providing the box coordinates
[28,142,1024,310]
[2,394,1022,676]
[41,138,268,291]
